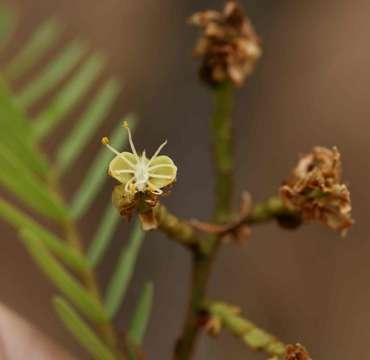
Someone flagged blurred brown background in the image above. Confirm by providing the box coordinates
[1,0,370,359]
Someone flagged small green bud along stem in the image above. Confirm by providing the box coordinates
[205,301,286,357]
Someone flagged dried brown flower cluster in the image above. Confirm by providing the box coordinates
[285,344,312,360]
[280,147,353,233]
[268,344,312,360]
[189,1,262,87]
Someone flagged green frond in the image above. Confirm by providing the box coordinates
[0,81,49,176]
[87,204,120,267]
[0,80,33,136]
[104,221,145,318]
[0,198,87,271]
[33,53,105,140]
[56,78,121,173]
[0,3,15,46]
[53,297,115,360]
[0,12,154,359]
[0,143,67,221]
[16,38,87,109]
[5,18,62,80]
[19,228,108,323]
[128,282,154,346]
[70,114,136,220]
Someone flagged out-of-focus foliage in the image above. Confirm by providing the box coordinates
[0,10,153,359]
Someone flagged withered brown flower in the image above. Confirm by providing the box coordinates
[285,344,312,360]
[280,147,353,233]
[189,1,262,87]
[112,183,174,230]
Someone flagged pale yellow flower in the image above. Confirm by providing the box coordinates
[102,122,177,195]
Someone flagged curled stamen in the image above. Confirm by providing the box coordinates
[147,140,168,166]
[148,164,175,171]
[124,177,136,193]
[102,136,136,168]
[123,121,139,159]
[147,181,163,195]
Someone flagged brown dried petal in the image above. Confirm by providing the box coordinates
[112,185,138,221]
[139,210,158,231]
[188,10,221,27]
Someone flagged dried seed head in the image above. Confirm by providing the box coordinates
[280,147,353,234]
[285,344,312,360]
[189,1,262,87]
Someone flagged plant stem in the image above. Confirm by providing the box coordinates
[211,82,235,222]
[174,82,235,360]
[154,204,201,250]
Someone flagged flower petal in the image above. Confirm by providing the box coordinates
[109,152,137,184]
[149,155,177,189]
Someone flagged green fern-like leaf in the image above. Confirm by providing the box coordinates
[53,296,115,360]
[0,12,153,359]
[0,3,15,46]
[105,221,145,318]
[129,282,154,346]
[20,228,108,323]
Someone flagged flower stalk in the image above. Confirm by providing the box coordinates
[174,81,235,360]
[211,82,235,222]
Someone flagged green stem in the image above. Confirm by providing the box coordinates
[211,82,235,222]
[154,204,201,250]
[174,252,212,360]
[174,82,235,360]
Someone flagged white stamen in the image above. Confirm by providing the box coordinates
[103,141,136,169]
[147,140,168,166]
[123,121,139,159]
